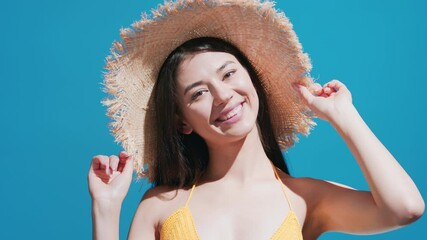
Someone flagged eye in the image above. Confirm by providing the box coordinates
[191,89,208,101]
[223,70,236,80]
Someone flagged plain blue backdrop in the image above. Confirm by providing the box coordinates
[1,0,425,239]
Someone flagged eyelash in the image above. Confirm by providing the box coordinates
[223,70,236,80]
[190,70,237,101]
[191,89,208,101]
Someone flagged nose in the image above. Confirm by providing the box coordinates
[210,81,233,106]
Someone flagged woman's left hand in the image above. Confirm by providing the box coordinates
[296,79,353,122]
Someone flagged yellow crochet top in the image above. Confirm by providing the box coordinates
[160,166,303,240]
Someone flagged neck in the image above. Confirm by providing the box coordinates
[201,127,275,185]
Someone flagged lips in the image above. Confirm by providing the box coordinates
[216,103,243,122]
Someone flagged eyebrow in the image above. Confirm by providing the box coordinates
[183,81,204,95]
[183,60,235,95]
[216,60,235,73]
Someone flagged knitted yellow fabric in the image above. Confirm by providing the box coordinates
[160,206,199,240]
[270,211,303,240]
[160,207,302,240]
[160,166,303,240]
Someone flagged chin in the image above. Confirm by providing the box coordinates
[221,120,258,138]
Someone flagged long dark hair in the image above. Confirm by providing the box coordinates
[153,37,289,188]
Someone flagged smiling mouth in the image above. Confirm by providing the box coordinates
[216,103,243,122]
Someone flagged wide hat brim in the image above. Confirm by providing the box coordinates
[103,0,315,179]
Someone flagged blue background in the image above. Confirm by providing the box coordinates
[1,0,425,239]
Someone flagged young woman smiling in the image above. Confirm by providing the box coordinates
[88,1,424,240]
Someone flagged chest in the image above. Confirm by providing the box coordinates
[160,206,302,240]
[194,208,295,240]
[160,184,304,240]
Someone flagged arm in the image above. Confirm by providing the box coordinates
[296,80,424,234]
[128,188,162,240]
[88,152,134,240]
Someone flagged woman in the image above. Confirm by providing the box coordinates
[88,1,424,239]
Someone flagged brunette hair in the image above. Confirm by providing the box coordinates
[153,37,289,187]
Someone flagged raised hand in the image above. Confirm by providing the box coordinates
[295,80,353,122]
[88,152,134,204]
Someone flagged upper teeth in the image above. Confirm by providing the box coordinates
[218,104,242,121]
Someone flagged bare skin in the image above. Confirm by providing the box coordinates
[89,52,424,240]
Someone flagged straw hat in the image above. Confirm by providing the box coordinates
[103,0,315,178]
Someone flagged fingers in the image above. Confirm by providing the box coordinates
[91,155,109,172]
[91,155,120,174]
[116,152,134,182]
[119,151,130,159]
[326,79,348,92]
[310,83,323,96]
[118,151,132,173]
[89,152,134,187]
[90,155,111,183]
[89,156,99,172]
[295,84,315,105]
[326,79,345,89]
[304,82,335,97]
[90,152,133,177]
[123,155,134,176]
[295,80,347,102]
[312,80,346,97]
[109,155,119,172]
[322,86,335,97]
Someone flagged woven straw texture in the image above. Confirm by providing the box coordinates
[103,0,315,179]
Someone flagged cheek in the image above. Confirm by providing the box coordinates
[183,102,213,124]
[235,74,259,100]
[240,79,260,113]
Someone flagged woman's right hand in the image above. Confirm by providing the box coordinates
[88,152,134,205]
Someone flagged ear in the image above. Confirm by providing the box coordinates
[176,115,193,135]
[180,121,193,135]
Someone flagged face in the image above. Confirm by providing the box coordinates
[176,51,259,146]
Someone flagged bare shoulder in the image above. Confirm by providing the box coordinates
[141,185,188,205]
[277,173,358,238]
[277,175,322,215]
[137,185,192,222]
[276,172,324,204]
[128,185,192,239]
[283,175,357,211]
[284,175,354,195]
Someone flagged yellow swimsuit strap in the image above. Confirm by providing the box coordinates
[184,184,197,207]
[271,162,293,211]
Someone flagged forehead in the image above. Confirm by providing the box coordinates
[178,51,239,77]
